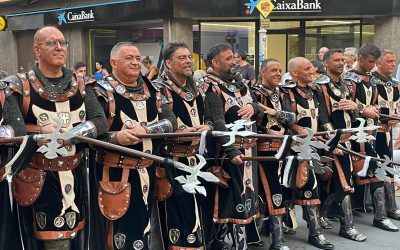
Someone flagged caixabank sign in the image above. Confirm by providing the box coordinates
[56,9,95,25]
[244,0,323,18]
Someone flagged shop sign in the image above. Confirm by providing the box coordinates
[244,0,323,16]
[0,16,7,31]
[271,0,322,12]
[56,9,95,26]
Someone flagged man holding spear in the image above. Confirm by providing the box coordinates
[2,26,109,250]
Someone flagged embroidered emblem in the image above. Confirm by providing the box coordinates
[311,109,316,119]
[333,88,341,96]
[187,234,196,244]
[226,97,234,105]
[48,92,59,102]
[115,84,126,95]
[228,85,237,92]
[133,240,144,250]
[245,199,252,212]
[184,92,194,101]
[65,212,76,229]
[235,97,244,107]
[54,216,65,228]
[114,233,126,249]
[190,108,197,117]
[79,110,86,121]
[169,229,180,244]
[65,184,72,194]
[271,93,279,102]
[36,212,46,230]
[135,101,145,110]
[304,190,313,198]
[125,119,134,127]
[236,204,244,212]
[272,194,283,207]
[58,112,71,127]
[38,113,50,124]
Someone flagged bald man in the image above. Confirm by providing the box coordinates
[318,47,329,61]
[281,57,334,249]
[3,26,108,250]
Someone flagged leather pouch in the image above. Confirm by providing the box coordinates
[98,167,131,220]
[12,167,45,206]
[295,160,309,189]
[207,165,231,189]
[155,166,173,201]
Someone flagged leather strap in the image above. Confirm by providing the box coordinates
[97,151,153,169]
[107,91,116,127]
[168,246,204,250]
[35,221,85,240]
[321,84,331,115]
[258,165,285,216]
[32,151,83,171]
[161,143,199,157]
[333,155,353,192]
[257,140,282,151]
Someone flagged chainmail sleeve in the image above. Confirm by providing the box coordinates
[3,93,26,136]
[205,91,241,159]
[159,104,178,131]
[84,84,109,136]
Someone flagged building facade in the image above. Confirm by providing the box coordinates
[0,0,399,75]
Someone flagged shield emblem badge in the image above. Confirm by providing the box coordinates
[245,199,252,212]
[114,233,126,249]
[235,97,244,107]
[272,194,283,207]
[310,109,316,119]
[65,212,76,229]
[36,212,46,230]
[58,112,71,127]
[169,229,180,244]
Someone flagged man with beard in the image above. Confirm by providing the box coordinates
[370,50,400,221]
[91,41,176,250]
[343,43,398,232]
[202,43,264,250]
[281,57,334,249]
[154,41,211,249]
[317,49,367,241]
[251,58,295,250]
[2,26,108,250]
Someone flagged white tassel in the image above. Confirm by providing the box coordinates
[199,130,208,156]
[357,156,371,177]
[7,175,13,212]
[2,135,29,179]
[282,156,294,188]
[275,135,289,159]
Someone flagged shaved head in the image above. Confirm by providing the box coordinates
[288,57,314,86]
[33,26,62,45]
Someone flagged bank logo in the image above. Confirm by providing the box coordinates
[57,12,67,25]
[56,9,95,26]
[245,0,275,18]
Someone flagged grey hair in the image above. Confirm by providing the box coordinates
[110,41,138,59]
[288,57,305,72]
[344,47,358,58]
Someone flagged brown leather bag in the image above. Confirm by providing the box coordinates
[12,167,46,206]
[98,167,131,220]
[351,155,365,173]
[207,165,231,189]
[318,162,333,181]
[295,160,309,189]
[155,166,173,201]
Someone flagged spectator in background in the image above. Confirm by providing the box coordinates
[141,56,158,81]
[344,47,358,74]
[93,61,109,81]
[318,47,329,61]
[0,70,7,79]
[74,61,92,82]
[311,60,326,80]
[233,49,256,85]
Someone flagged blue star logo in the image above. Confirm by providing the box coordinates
[244,0,260,14]
[57,12,67,25]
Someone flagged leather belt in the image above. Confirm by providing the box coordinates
[32,152,83,171]
[233,138,257,150]
[97,151,153,169]
[168,246,204,250]
[35,221,85,240]
[161,143,199,157]
[257,140,282,151]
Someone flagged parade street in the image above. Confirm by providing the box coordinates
[256,198,400,250]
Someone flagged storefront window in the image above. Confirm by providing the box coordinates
[199,21,256,69]
[89,29,117,75]
[305,20,361,61]
[361,24,374,45]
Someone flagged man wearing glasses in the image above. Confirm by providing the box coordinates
[2,26,108,250]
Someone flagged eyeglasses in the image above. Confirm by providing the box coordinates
[36,39,69,48]
[117,56,141,63]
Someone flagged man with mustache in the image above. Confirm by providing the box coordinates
[281,57,334,249]
[154,41,212,249]
[317,48,367,242]
[370,50,400,222]
[251,58,295,250]
[202,43,264,250]
[2,26,108,250]
[343,43,399,232]
[90,41,176,250]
